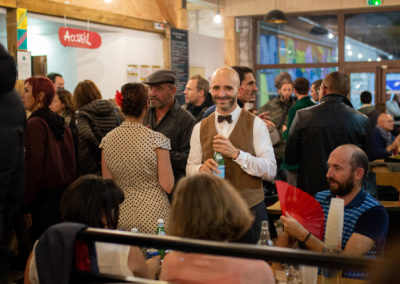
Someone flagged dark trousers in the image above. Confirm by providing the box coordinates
[236,201,269,244]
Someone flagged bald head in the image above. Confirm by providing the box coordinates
[331,144,368,176]
[377,113,394,131]
[321,71,350,98]
[211,67,240,89]
[210,67,240,115]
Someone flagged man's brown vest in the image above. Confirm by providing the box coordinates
[200,110,264,208]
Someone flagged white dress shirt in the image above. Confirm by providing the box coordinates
[186,105,277,181]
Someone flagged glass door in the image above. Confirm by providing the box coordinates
[344,67,377,109]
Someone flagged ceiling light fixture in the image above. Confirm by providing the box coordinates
[266,0,288,24]
[214,0,222,24]
[104,0,112,3]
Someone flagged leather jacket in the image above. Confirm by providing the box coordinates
[285,94,370,195]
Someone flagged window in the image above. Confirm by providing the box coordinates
[345,11,400,62]
[257,67,337,106]
[257,15,338,65]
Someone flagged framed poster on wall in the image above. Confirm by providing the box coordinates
[17,50,31,80]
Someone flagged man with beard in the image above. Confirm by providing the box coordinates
[277,145,388,278]
[258,72,294,179]
[186,67,276,244]
[202,66,259,118]
[144,70,196,183]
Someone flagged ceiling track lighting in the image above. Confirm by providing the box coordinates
[266,0,288,24]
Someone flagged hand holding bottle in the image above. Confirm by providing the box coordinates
[199,158,219,174]
[213,134,240,159]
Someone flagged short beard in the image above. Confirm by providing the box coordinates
[213,96,236,112]
[327,176,354,197]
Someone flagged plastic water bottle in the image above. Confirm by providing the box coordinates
[321,247,342,284]
[156,219,166,258]
[213,151,225,178]
[257,220,274,246]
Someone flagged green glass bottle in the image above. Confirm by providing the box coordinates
[213,151,225,178]
[156,219,166,258]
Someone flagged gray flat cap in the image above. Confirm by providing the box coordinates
[143,69,176,85]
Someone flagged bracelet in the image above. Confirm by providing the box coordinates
[302,232,311,243]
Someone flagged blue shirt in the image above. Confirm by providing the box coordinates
[316,189,388,278]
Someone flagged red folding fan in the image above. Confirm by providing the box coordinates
[276,181,325,240]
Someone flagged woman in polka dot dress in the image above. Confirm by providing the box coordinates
[100,83,174,234]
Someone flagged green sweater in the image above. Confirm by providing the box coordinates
[282,96,315,170]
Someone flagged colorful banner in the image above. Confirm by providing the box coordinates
[17,8,27,50]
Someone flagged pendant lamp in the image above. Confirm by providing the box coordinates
[266,0,288,24]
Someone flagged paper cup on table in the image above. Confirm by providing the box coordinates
[301,265,318,284]
[324,197,344,250]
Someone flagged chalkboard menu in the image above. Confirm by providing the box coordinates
[170,27,188,105]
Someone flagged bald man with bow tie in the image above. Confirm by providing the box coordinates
[186,67,277,243]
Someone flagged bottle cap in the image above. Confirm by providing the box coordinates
[261,220,269,228]
[157,219,164,224]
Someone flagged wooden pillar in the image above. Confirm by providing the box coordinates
[158,0,188,70]
[224,16,238,66]
[6,8,17,59]
[175,0,187,30]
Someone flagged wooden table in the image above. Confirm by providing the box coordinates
[267,200,282,215]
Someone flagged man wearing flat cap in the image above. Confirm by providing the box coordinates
[144,69,196,184]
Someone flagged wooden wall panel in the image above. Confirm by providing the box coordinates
[17,0,164,34]
[224,16,238,66]
[6,8,17,58]
[47,0,164,23]
[0,0,16,8]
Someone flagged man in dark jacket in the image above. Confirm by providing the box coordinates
[182,75,214,122]
[144,70,196,184]
[0,44,26,282]
[285,71,370,196]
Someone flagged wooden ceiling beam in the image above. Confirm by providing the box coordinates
[0,0,16,8]
[15,0,165,34]
[155,0,178,27]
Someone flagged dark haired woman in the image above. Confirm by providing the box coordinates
[21,76,75,241]
[100,83,174,234]
[73,80,121,176]
[25,175,160,283]
[50,89,78,161]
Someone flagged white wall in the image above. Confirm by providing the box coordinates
[188,31,224,81]
[27,13,163,99]
[26,13,223,98]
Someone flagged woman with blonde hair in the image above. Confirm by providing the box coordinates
[160,174,275,284]
[73,80,121,176]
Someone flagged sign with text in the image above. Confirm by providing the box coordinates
[170,28,188,105]
[58,27,101,49]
